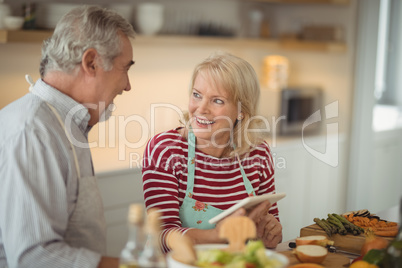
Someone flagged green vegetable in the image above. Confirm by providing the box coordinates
[328,214,347,235]
[332,213,363,235]
[197,240,282,268]
[314,218,332,237]
[362,248,385,265]
[322,218,337,234]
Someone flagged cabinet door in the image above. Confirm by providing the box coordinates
[307,139,347,221]
[272,136,346,241]
[273,145,311,241]
[98,168,144,257]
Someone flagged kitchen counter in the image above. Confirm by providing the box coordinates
[274,203,400,265]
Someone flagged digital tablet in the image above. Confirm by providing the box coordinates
[208,192,286,224]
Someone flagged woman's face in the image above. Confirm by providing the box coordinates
[188,73,239,148]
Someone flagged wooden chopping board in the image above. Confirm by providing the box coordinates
[279,250,350,268]
[300,224,394,254]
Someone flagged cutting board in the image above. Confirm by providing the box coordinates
[300,224,394,254]
[279,250,350,268]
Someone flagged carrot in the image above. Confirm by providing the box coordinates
[374,229,398,237]
[375,225,399,232]
[345,214,399,236]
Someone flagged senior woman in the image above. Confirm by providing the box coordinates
[142,52,282,252]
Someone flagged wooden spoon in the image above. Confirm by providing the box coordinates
[219,216,257,253]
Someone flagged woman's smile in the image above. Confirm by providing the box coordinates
[195,116,215,127]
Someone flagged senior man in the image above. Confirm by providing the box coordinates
[0,5,135,268]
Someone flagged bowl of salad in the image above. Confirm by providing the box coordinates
[167,240,289,268]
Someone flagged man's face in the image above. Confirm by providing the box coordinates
[94,34,134,123]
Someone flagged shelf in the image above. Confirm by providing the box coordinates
[278,38,347,52]
[0,29,52,44]
[134,35,347,53]
[0,30,346,53]
[247,0,350,4]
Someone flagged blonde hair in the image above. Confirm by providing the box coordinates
[183,52,265,157]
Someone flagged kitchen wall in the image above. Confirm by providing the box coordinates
[0,1,358,173]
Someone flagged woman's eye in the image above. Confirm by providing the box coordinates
[214,99,224,104]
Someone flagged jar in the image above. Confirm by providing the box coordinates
[262,55,289,91]
[0,0,11,30]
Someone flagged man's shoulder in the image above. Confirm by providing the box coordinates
[0,94,55,145]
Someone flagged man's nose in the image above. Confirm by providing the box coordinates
[124,80,131,92]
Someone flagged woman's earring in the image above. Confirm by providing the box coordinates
[237,114,244,120]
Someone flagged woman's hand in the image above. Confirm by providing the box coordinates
[186,208,247,245]
[247,200,282,248]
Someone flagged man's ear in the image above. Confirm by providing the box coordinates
[82,48,98,76]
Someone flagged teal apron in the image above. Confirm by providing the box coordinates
[178,129,256,229]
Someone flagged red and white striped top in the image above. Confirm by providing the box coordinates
[142,128,279,252]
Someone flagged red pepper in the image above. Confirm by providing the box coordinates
[351,255,363,264]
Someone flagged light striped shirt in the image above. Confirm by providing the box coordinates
[142,129,279,252]
[0,79,101,268]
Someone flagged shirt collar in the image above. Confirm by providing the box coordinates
[31,79,91,134]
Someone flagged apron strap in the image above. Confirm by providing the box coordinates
[25,74,35,92]
[46,103,81,179]
[236,153,255,196]
[186,130,196,194]
[25,74,81,178]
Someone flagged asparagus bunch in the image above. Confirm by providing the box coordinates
[313,213,364,237]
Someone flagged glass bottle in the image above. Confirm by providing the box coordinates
[382,197,402,268]
[22,2,36,30]
[119,204,145,268]
[138,208,167,268]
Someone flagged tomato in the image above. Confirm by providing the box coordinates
[351,255,363,264]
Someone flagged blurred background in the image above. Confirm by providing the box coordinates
[0,0,401,255]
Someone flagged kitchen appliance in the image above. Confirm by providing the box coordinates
[259,86,323,135]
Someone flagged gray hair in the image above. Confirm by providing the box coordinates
[40,5,136,77]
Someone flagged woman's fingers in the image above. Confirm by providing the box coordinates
[216,207,246,228]
[261,214,283,248]
[247,200,272,221]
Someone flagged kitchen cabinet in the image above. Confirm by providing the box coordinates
[97,168,144,257]
[273,134,347,241]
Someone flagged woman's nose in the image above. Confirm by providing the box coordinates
[197,99,210,113]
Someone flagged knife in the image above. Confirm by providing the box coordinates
[288,242,361,257]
